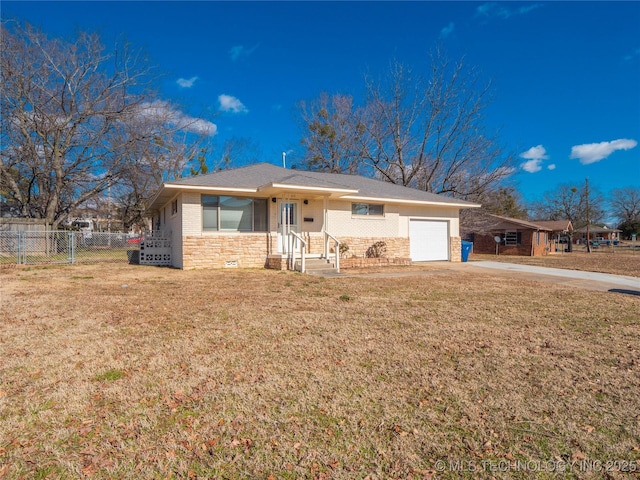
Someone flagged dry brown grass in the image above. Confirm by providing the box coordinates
[469,251,640,278]
[1,264,639,479]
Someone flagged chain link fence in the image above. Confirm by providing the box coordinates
[0,231,143,265]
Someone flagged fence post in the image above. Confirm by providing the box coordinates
[17,231,22,265]
[68,231,75,264]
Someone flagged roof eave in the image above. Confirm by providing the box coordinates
[163,183,258,193]
[342,195,481,208]
[147,184,260,212]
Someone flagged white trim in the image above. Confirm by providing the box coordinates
[150,183,480,212]
[164,184,258,193]
[278,200,301,254]
[342,195,480,208]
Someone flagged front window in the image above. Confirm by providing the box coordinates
[202,195,268,232]
[202,195,219,230]
[352,203,384,216]
[503,231,521,246]
[220,196,252,231]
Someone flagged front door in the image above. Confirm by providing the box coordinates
[278,201,299,253]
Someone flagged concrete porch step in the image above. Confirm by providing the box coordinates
[295,257,338,275]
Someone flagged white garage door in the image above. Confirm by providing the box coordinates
[409,220,449,261]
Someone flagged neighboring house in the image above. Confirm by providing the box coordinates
[535,220,573,253]
[147,163,480,270]
[465,214,553,256]
[574,225,622,246]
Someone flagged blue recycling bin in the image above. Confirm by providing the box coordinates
[461,241,473,262]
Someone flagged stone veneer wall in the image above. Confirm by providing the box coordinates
[450,236,462,262]
[306,234,325,255]
[182,234,270,269]
[182,233,460,269]
[337,236,411,258]
[341,257,412,269]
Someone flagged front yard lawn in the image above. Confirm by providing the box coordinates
[1,264,638,479]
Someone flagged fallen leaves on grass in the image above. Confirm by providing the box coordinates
[1,264,639,478]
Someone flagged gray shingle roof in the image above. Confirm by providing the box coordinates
[165,162,477,207]
[535,220,573,232]
[487,214,553,231]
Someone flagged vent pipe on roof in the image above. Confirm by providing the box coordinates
[282,151,287,168]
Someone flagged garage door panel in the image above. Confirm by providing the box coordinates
[410,220,449,261]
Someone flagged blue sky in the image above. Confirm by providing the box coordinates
[3,1,640,204]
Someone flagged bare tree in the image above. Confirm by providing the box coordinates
[610,187,640,225]
[110,102,215,229]
[0,21,215,229]
[298,49,515,199]
[297,92,364,174]
[610,186,640,239]
[215,136,262,168]
[459,186,528,238]
[475,186,528,219]
[530,182,605,229]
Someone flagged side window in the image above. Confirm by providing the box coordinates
[352,203,384,216]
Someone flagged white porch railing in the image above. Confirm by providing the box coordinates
[324,231,341,274]
[288,231,307,273]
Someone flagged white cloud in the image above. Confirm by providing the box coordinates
[440,22,455,39]
[570,138,637,165]
[138,101,217,136]
[229,44,259,62]
[520,145,549,160]
[218,94,248,114]
[187,118,218,136]
[477,2,542,20]
[515,4,543,16]
[229,46,244,62]
[623,47,640,62]
[521,159,543,173]
[476,3,496,17]
[547,164,556,170]
[519,145,549,173]
[177,76,199,88]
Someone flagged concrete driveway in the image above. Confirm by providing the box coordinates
[466,261,640,295]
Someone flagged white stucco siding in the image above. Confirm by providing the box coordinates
[180,193,322,236]
[157,193,184,268]
[266,197,325,234]
[300,200,324,233]
[325,200,460,239]
[325,200,400,237]
[397,204,460,238]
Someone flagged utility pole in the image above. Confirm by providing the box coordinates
[585,178,591,254]
[107,185,112,247]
